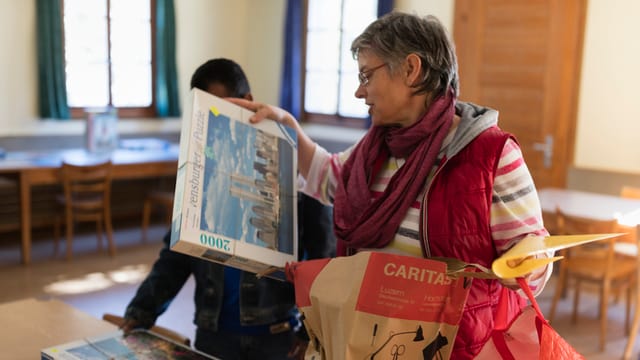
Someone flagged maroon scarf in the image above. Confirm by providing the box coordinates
[333,90,455,252]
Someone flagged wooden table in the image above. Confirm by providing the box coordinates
[538,188,640,358]
[0,145,179,264]
[538,187,640,225]
[0,298,117,359]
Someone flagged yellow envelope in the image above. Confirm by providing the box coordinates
[491,233,623,278]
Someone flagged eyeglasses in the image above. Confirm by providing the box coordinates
[357,63,387,86]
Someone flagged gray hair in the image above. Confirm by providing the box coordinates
[351,12,459,98]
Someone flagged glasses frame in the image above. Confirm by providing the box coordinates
[358,63,387,86]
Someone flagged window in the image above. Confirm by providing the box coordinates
[63,0,155,118]
[304,0,378,127]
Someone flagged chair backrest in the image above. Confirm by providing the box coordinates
[555,208,620,265]
[60,161,112,216]
[621,186,640,199]
[542,209,558,235]
[615,186,640,243]
[556,208,619,235]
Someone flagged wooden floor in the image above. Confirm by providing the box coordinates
[0,224,638,359]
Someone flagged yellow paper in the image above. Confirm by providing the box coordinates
[491,233,623,278]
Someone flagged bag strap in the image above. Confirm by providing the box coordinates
[491,277,548,359]
[494,286,511,331]
[516,277,546,321]
[494,277,546,327]
[494,277,547,322]
[491,282,520,359]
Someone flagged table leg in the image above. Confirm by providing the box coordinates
[623,224,640,359]
[19,173,31,265]
[625,311,640,359]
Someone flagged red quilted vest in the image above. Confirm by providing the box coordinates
[421,126,526,359]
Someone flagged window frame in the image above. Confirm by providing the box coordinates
[300,0,372,129]
[61,0,157,119]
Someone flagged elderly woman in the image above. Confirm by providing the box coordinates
[230,12,551,359]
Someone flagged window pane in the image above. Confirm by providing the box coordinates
[66,64,109,107]
[112,65,151,107]
[339,30,362,73]
[305,0,379,122]
[110,0,152,108]
[338,74,368,118]
[307,0,341,30]
[64,0,107,18]
[64,0,153,113]
[110,0,150,20]
[64,23,108,64]
[343,0,377,32]
[110,20,151,64]
[64,0,108,63]
[306,30,340,71]
[305,72,338,114]
[64,0,109,108]
[110,0,151,64]
[336,0,378,118]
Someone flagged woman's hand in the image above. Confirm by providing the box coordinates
[225,97,317,178]
[225,98,298,129]
[499,255,547,290]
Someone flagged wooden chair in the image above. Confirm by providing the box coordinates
[53,161,115,259]
[102,313,191,347]
[542,208,568,297]
[141,190,174,242]
[618,186,640,243]
[621,186,640,199]
[542,209,558,235]
[548,208,637,351]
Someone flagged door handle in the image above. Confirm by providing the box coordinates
[532,135,553,169]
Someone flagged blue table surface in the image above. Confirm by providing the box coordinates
[0,139,179,170]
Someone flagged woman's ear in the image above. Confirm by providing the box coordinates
[404,54,422,87]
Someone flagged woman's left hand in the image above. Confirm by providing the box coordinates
[499,255,547,290]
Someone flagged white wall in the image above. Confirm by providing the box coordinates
[574,0,640,173]
[0,0,38,131]
[1,0,638,175]
[174,1,248,109]
[243,2,286,106]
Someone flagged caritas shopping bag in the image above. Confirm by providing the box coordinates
[286,251,472,360]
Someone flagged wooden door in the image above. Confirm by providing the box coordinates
[453,0,587,188]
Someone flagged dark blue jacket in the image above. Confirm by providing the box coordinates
[125,194,335,331]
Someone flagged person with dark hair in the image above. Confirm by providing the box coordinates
[121,58,335,360]
[189,58,252,99]
[228,13,552,359]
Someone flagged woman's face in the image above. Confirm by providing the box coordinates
[354,51,425,128]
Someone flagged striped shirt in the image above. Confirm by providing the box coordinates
[301,125,552,294]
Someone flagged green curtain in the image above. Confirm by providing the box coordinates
[36,0,70,119]
[155,0,180,117]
